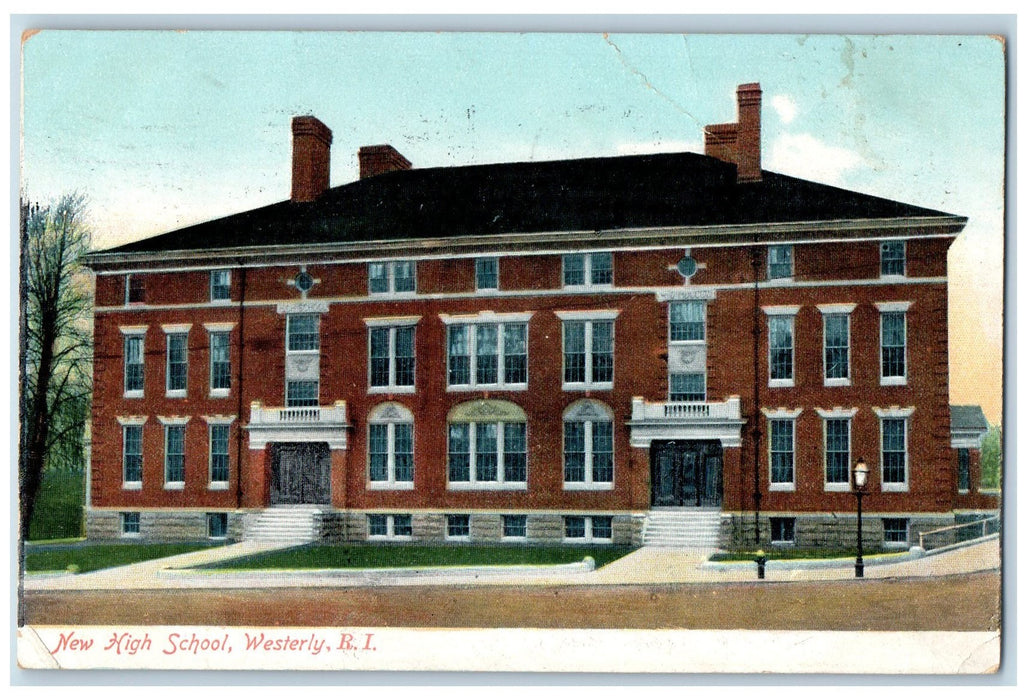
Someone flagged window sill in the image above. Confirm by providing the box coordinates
[824,378,851,387]
[164,482,185,491]
[123,391,144,399]
[562,284,614,293]
[368,535,413,542]
[881,376,907,386]
[366,482,415,491]
[563,537,612,544]
[209,482,230,491]
[445,535,471,542]
[448,482,527,491]
[474,287,499,295]
[447,383,528,392]
[210,298,233,306]
[165,390,187,399]
[563,482,614,491]
[883,540,909,549]
[368,386,416,395]
[209,389,230,398]
[879,274,907,282]
[208,535,229,541]
[768,379,795,389]
[122,482,142,491]
[768,483,795,492]
[368,291,417,299]
[881,483,909,493]
[501,536,527,542]
[770,540,796,546]
[765,276,794,285]
[957,489,970,495]
[824,483,851,493]
[562,382,614,392]
[121,532,142,539]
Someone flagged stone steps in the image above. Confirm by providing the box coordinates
[243,506,325,543]
[643,508,723,548]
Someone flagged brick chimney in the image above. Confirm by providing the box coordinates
[291,116,333,202]
[358,145,412,179]
[704,82,762,183]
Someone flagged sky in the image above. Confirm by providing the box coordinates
[19,31,1006,423]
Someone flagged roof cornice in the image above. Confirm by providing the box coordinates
[83,215,967,271]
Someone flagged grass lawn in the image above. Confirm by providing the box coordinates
[24,542,222,574]
[28,470,85,541]
[207,543,636,571]
[708,546,892,562]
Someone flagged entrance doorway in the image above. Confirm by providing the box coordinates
[270,442,331,505]
[650,440,723,507]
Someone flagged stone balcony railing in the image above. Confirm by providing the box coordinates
[630,396,742,422]
[628,396,744,448]
[246,400,350,450]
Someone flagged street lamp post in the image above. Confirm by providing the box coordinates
[853,457,869,579]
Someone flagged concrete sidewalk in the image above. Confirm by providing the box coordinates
[23,537,1001,591]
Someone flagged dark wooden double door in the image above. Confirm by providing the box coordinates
[270,442,331,505]
[651,440,723,507]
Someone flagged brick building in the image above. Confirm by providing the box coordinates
[82,83,997,548]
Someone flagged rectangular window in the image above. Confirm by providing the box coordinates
[881,418,908,488]
[209,331,231,392]
[823,314,850,384]
[286,380,319,407]
[121,512,140,537]
[210,270,231,301]
[164,425,185,485]
[502,514,527,539]
[563,516,612,542]
[669,373,706,401]
[475,257,498,290]
[769,419,795,487]
[126,274,145,304]
[207,512,228,539]
[123,425,143,485]
[368,514,412,540]
[393,514,412,537]
[591,515,613,541]
[369,422,414,485]
[882,517,909,544]
[564,419,614,487]
[767,245,793,280]
[446,514,470,539]
[824,418,850,487]
[447,422,527,486]
[124,335,144,396]
[369,260,416,295]
[447,322,528,389]
[370,326,416,390]
[563,320,614,388]
[287,314,320,352]
[209,424,230,485]
[564,516,586,540]
[881,241,906,277]
[166,333,188,395]
[769,316,794,385]
[770,517,796,544]
[957,447,971,492]
[563,252,613,288]
[669,301,705,341]
[881,312,907,383]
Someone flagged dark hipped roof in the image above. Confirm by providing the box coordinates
[101,151,957,255]
[951,405,989,432]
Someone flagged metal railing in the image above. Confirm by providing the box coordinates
[918,515,1000,551]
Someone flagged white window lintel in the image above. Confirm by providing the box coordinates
[762,305,800,316]
[202,415,237,425]
[203,322,236,332]
[875,301,913,313]
[555,309,621,322]
[116,415,148,426]
[873,406,916,419]
[363,315,421,328]
[119,325,148,336]
[157,415,192,426]
[761,407,804,419]
[161,323,193,334]
[816,303,857,315]
[815,407,859,419]
[439,310,534,325]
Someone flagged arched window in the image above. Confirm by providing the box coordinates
[368,402,414,488]
[447,400,527,489]
[563,399,614,489]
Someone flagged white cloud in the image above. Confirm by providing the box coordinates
[615,140,702,156]
[765,133,865,187]
[770,94,798,124]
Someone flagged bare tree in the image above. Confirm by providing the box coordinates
[20,193,93,541]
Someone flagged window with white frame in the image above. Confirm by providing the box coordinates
[285,381,319,407]
[123,424,143,486]
[563,252,613,288]
[285,313,320,406]
[824,417,851,489]
[770,517,796,544]
[502,514,527,539]
[209,330,231,393]
[369,325,415,390]
[769,418,795,488]
[669,300,705,341]
[823,312,851,385]
[563,515,613,542]
[446,514,470,540]
[287,314,320,351]
[121,512,141,537]
[207,512,228,539]
[368,403,414,488]
[882,517,909,545]
[559,312,616,389]
[881,241,906,277]
[880,309,907,384]
[669,373,705,401]
[881,417,909,490]
[210,269,231,302]
[123,332,145,397]
[767,245,793,280]
[448,422,527,487]
[563,400,614,489]
[163,424,186,487]
[367,514,412,540]
[475,257,498,291]
[369,260,416,295]
[209,423,230,486]
[766,310,796,387]
[125,274,145,304]
[447,321,527,388]
[957,447,971,492]
[165,332,188,396]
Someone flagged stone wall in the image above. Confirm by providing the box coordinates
[724,512,956,550]
[86,509,244,542]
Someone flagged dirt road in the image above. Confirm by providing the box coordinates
[23,571,1000,631]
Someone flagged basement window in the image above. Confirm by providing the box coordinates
[883,518,909,546]
[770,517,795,544]
[207,512,228,540]
[121,512,141,537]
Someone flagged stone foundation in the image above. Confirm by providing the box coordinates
[86,509,245,542]
[723,512,957,550]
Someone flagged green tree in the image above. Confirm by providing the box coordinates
[980,425,1003,490]
[20,193,93,541]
